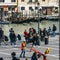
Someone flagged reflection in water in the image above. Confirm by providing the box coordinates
[0,21,59,36]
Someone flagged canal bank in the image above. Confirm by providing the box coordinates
[0,21,59,36]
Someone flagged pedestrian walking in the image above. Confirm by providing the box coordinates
[20,40,26,58]
[11,52,20,60]
[31,52,38,60]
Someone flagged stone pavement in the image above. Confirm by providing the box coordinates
[0,35,59,60]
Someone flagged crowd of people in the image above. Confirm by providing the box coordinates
[24,24,57,45]
[0,24,57,60]
[0,24,57,45]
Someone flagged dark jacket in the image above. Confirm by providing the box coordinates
[12,57,19,60]
[31,52,38,60]
[52,25,57,31]
[0,29,4,38]
[9,32,16,42]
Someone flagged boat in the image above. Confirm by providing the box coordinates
[0,20,11,24]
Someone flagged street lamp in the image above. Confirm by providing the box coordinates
[37,2,40,46]
[17,0,18,12]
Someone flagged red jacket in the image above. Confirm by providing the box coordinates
[24,32,28,38]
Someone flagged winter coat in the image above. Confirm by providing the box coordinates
[9,32,16,42]
[31,52,38,60]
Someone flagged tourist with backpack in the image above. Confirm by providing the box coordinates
[20,40,26,58]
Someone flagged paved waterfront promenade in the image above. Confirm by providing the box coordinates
[0,35,59,60]
[0,21,59,60]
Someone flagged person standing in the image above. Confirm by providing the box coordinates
[20,40,26,58]
[44,34,49,45]
[48,27,51,35]
[24,29,28,43]
[52,24,57,36]
[9,31,16,45]
[0,28,4,45]
[9,28,14,33]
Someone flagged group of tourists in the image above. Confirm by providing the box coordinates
[24,28,40,45]
[0,24,57,60]
[0,24,57,45]
[24,24,57,45]
[0,28,21,45]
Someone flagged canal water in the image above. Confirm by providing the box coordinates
[0,21,59,36]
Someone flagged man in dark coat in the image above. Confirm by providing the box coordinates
[9,31,16,45]
[52,24,57,36]
[0,28,4,45]
[11,52,20,60]
[9,28,14,33]
[31,52,38,60]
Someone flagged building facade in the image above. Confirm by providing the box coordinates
[0,0,59,20]
[18,0,59,18]
[0,0,17,12]
[0,0,17,20]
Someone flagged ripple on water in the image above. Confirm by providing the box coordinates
[0,21,59,36]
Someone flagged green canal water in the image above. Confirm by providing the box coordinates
[0,21,59,36]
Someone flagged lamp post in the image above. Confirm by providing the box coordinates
[17,0,18,12]
[37,2,40,46]
[31,8,34,18]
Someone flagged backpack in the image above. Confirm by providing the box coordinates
[22,42,26,47]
